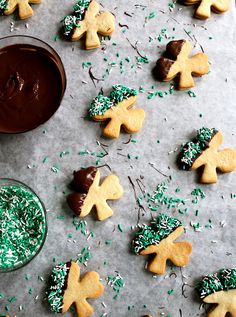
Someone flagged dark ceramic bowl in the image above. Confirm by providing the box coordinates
[0,35,66,133]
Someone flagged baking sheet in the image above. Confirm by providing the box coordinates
[0,0,236,316]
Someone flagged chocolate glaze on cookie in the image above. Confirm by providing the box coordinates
[73,167,97,192]
[166,39,185,59]
[67,167,97,216]
[154,40,185,80]
[67,192,87,216]
[155,57,174,80]
[179,128,218,170]
[0,43,66,133]
[48,261,72,313]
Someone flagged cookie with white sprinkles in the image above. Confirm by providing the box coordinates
[47,261,104,317]
[197,268,236,317]
[89,84,145,139]
[62,0,115,49]
[132,214,192,275]
[0,0,7,14]
[179,127,236,183]
[1,0,41,19]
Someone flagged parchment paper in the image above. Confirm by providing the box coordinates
[0,0,236,316]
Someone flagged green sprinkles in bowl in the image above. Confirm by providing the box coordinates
[196,268,236,299]
[132,214,182,254]
[47,262,71,313]
[62,0,91,36]
[0,184,47,271]
[89,84,137,117]
[180,127,217,170]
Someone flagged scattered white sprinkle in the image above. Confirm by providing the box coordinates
[220,220,226,227]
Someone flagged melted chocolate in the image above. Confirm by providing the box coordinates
[0,44,66,133]
[155,57,174,80]
[166,40,185,59]
[73,167,97,193]
[67,167,97,216]
[154,40,185,80]
[67,192,87,216]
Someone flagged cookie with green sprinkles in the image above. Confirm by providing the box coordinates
[196,268,236,317]
[62,0,115,49]
[179,127,236,183]
[89,84,145,139]
[0,0,8,15]
[62,0,91,37]
[47,261,104,316]
[0,181,47,271]
[184,0,231,20]
[132,214,192,275]
[3,0,42,19]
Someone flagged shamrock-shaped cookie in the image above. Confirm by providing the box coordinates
[62,0,115,49]
[184,0,231,19]
[155,39,209,90]
[67,166,123,221]
[47,261,104,317]
[132,214,192,275]
[89,85,145,139]
[197,268,236,317]
[1,0,41,19]
[179,127,236,184]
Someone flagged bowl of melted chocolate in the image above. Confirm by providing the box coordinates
[0,35,66,133]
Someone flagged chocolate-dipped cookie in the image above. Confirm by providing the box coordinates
[132,214,192,275]
[67,166,123,221]
[184,0,231,19]
[47,261,104,317]
[62,0,115,49]
[2,0,41,19]
[155,39,209,90]
[89,84,145,139]
[196,268,236,317]
[179,127,236,183]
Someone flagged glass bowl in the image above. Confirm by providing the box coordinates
[0,179,47,272]
[0,35,66,133]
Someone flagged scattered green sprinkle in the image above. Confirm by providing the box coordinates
[168,289,174,295]
[51,165,60,173]
[146,11,156,20]
[118,224,124,232]
[107,272,125,299]
[188,90,197,97]
[77,246,92,264]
